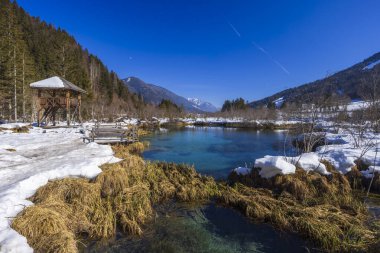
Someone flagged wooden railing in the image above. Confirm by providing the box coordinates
[39,97,78,107]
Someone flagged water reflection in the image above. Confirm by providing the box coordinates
[143,127,291,179]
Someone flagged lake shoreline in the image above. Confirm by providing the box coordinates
[12,136,380,253]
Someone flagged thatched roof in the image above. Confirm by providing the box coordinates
[30,76,86,93]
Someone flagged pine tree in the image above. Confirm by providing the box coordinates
[0,0,146,121]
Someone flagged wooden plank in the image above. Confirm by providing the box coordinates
[86,125,138,144]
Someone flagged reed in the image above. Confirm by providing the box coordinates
[11,143,379,252]
[222,165,378,252]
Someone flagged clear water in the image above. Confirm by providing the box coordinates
[83,127,314,253]
[143,127,290,178]
[85,202,314,253]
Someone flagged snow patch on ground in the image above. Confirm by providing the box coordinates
[0,127,121,253]
[345,100,370,111]
[361,166,380,179]
[233,167,251,175]
[255,156,296,178]
[296,153,330,175]
[273,97,285,108]
[363,59,380,70]
[0,123,30,129]
[254,127,380,179]
[254,153,329,179]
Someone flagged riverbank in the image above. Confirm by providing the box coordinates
[2,124,380,252]
[11,143,219,253]
[117,116,300,130]
[11,141,380,252]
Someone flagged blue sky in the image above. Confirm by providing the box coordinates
[18,0,380,106]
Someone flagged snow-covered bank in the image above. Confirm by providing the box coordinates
[0,123,30,130]
[253,153,330,179]
[154,117,301,127]
[251,130,380,179]
[315,132,380,174]
[0,126,120,253]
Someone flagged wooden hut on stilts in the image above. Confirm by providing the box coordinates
[30,76,86,127]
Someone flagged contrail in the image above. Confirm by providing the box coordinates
[252,41,290,75]
[227,21,289,75]
[273,60,290,75]
[227,22,241,37]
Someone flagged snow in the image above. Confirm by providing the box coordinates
[233,167,251,175]
[273,97,285,108]
[324,133,348,145]
[255,156,296,178]
[29,76,64,89]
[0,127,121,253]
[126,77,131,82]
[363,59,380,70]
[155,117,301,126]
[295,153,330,175]
[254,153,329,178]
[0,123,30,129]
[361,166,380,179]
[315,131,380,174]
[188,98,201,105]
[345,100,370,111]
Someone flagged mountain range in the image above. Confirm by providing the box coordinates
[249,52,380,108]
[187,98,218,113]
[123,77,217,112]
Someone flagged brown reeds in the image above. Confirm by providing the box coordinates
[12,142,219,252]
[11,142,380,252]
[222,163,378,252]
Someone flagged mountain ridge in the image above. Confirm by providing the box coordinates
[187,98,218,112]
[123,77,217,113]
[249,52,380,107]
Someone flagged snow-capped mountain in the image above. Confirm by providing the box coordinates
[187,98,218,112]
[123,77,218,113]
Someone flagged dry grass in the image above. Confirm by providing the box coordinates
[223,164,378,252]
[346,160,380,194]
[12,144,219,252]
[0,126,30,133]
[126,142,145,155]
[11,144,379,253]
[12,205,77,253]
[10,126,30,133]
[112,141,149,157]
[137,128,151,136]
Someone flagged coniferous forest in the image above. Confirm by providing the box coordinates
[0,0,145,122]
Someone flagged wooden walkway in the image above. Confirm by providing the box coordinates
[83,123,138,144]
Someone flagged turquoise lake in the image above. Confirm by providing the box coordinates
[143,126,291,178]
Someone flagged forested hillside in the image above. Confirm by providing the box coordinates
[0,0,144,121]
[249,52,380,108]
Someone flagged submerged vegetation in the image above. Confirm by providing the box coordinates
[12,142,380,253]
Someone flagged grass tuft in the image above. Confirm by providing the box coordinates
[12,143,380,253]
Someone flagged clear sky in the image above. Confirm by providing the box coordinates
[17,0,380,106]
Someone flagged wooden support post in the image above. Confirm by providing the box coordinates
[78,94,82,123]
[37,90,41,127]
[52,91,56,126]
[66,91,71,126]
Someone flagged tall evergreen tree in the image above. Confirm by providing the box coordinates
[0,0,146,121]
